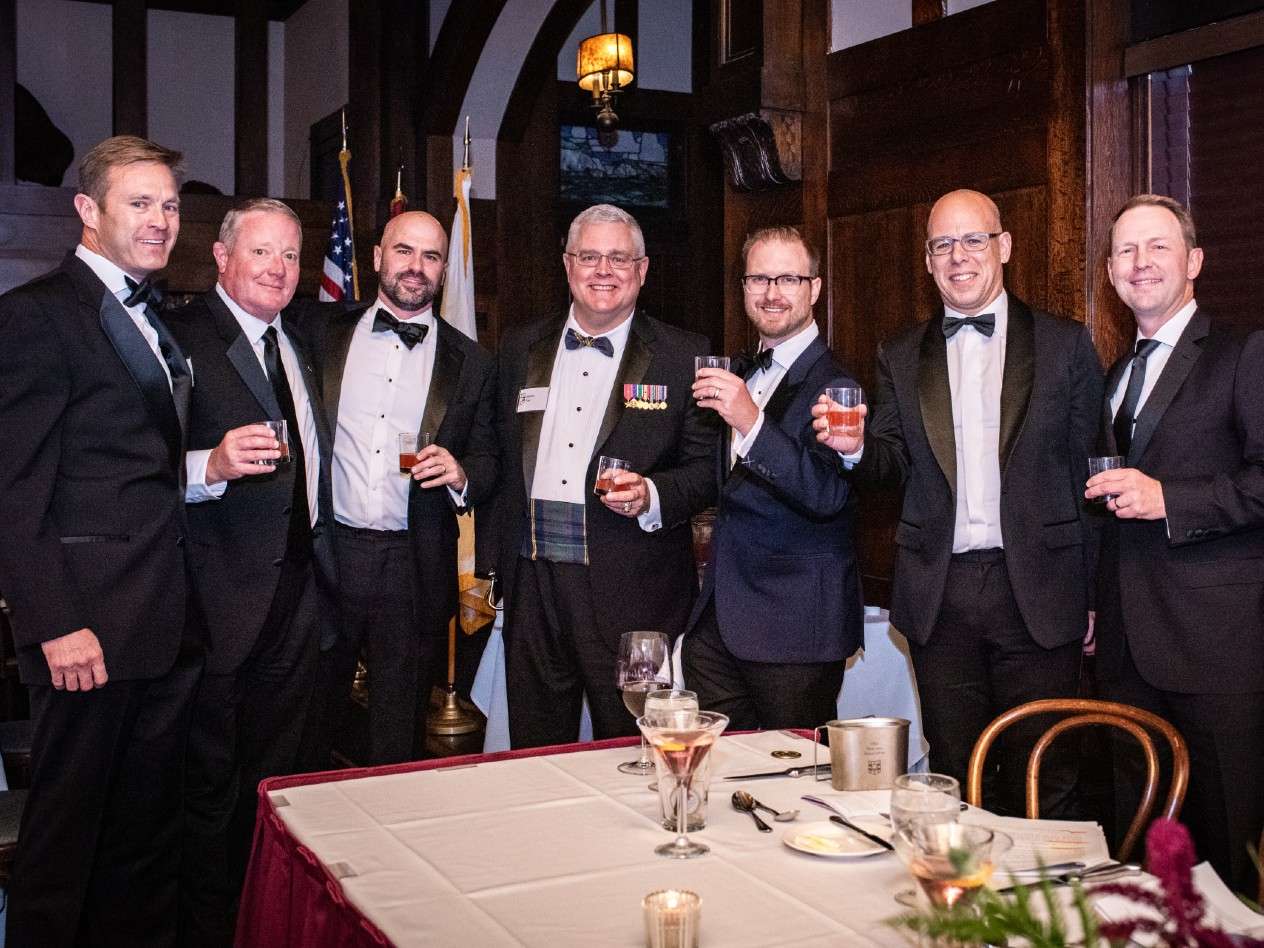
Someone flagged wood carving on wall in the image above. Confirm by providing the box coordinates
[709,109,801,191]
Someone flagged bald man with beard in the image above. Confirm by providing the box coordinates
[298,211,498,765]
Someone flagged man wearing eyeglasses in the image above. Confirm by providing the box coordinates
[813,189,1103,817]
[682,226,862,729]
[490,203,717,748]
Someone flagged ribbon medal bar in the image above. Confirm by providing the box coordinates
[623,383,667,410]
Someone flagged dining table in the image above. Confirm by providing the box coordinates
[235,729,1133,947]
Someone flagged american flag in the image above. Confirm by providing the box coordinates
[319,145,358,301]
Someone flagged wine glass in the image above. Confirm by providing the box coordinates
[893,822,1013,910]
[890,772,961,906]
[615,631,671,775]
[637,709,729,858]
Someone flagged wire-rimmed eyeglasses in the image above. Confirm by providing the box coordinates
[925,232,1003,256]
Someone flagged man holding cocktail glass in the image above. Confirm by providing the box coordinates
[813,189,1103,818]
[683,225,863,730]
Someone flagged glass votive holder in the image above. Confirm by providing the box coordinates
[642,889,701,948]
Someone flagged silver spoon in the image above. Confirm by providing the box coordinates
[751,797,799,822]
[730,791,773,832]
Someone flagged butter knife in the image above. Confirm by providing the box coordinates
[722,764,831,781]
[829,814,895,852]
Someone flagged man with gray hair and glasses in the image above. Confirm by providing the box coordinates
[489,203,717,748]
[813,188,1103,818]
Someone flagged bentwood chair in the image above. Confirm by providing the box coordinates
[966,698,1189,862]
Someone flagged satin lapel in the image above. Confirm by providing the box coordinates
[764,336,827,427]
[204,292,281,420]
[281,309,332,462]
[322,306,366,441]
[520,318,564,495]
[94,286,183,465]
[917,319,957,497]
[592,313,652,460]
[1101,354,1129,454]
[998,301,1034,473]
[420,322,461,441]
[1128,309,1209,464]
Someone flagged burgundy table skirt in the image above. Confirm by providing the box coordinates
[233,735,644,948]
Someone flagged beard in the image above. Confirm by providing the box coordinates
[380,269,436,313]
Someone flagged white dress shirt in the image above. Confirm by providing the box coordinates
[1109,298,1198,424]
[75,244,172,390]
[945,292,1008,552]
[185,284,321,527]
[530,307,662,531]
[732,320,820,463]
[333,301,443,531]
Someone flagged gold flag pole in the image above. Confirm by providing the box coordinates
[429,116,484,744]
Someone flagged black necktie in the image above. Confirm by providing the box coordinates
[564,327,615,357]
[1113,338,1162,457]
[263,326,313,560]
[942,312,996,339]
[372,309,428,349]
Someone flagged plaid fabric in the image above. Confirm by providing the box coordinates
[522,499,589,565]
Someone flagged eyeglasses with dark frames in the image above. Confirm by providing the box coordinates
[925,232,1003,256]
[565,251,644,270]
[741,274,816,291]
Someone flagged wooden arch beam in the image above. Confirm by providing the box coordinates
[497,0,594,143]
[423,1,509,136]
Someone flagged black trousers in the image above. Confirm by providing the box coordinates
[682,599,845,731]
[313,525,443,766]
[505,556,639,749]
[179,555,320,947]
[1100,638,1264,895]
[7,636,203,948]
[909,549,1083,818]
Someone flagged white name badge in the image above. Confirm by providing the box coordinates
[517,387,549,412]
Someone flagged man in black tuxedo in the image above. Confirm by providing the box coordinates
[684,226,862,729]
[491,203,717,748]
[1087,194,1264,893]
[0,135,202,946]
[814,189,1103,816]
[166,198,337,944]
[300,210,498,766]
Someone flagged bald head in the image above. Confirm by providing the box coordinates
[374,211,448,315]
[924,188,1011,316]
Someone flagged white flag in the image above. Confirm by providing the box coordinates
[441,167,477,342]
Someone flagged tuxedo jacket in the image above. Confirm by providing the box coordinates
[491,311,718,642]
[299,304,499,641]
[1095,310,1264,694]
[853,297,1104,648]
[0,252,191,683]
[686,335,863,664]
[167,292,339,674]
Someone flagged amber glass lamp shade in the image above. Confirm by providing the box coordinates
[576,32,634,96]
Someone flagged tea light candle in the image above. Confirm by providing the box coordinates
[642,889,701,948]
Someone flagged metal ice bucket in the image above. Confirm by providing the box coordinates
[812,717,910,791]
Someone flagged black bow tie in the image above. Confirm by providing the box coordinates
[942,312,996,339]
[750,347,775,372]
[123,276,162,309]
[373,309,428,349]
[565,327,614,357]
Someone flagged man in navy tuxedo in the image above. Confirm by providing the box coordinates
[682,226,862,729]
[0,135,202,946]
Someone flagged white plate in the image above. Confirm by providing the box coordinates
[782,821,889,859]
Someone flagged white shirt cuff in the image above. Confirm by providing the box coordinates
[185,449,228,502]
[448,483,469,509]
[838,443,864,470]
[638,478,663,532]
[733,411,766,459]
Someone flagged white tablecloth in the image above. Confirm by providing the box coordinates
[472,606,929,770]
[268,730,1128,947]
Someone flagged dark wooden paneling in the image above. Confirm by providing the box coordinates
[113,0,148,138]
[0,0,14,185]
[0,185,331,297]
[912,0,946,26]
[234,0,269,196]
[1125,7,1264,75]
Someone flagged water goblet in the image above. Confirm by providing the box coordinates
[890,772,961,906]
